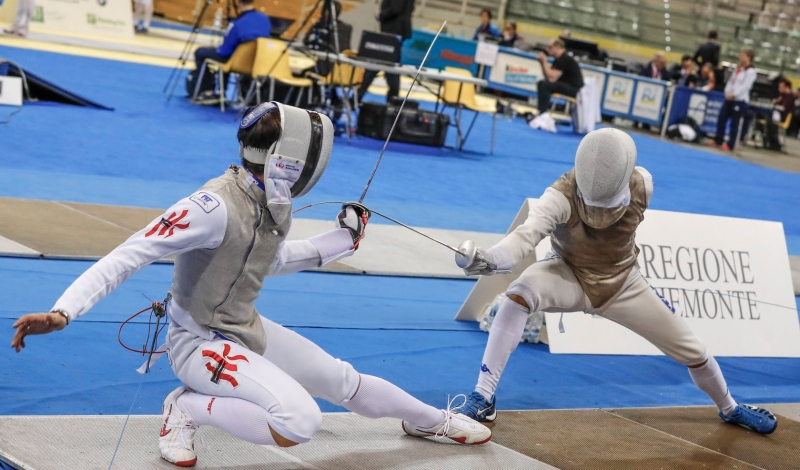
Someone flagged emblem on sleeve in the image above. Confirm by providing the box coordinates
[145,209,190,239]
[189,192,220,213]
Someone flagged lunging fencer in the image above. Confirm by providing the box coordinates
[454,128,778,434]
[10,102,491,467]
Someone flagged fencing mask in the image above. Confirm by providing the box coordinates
[573,128,637,229]
[239,101,334,200]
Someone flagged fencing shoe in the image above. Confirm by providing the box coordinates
[159,386,199,467]
[461,390,497,423]
[719,404,778,434]
[402,395,492,445]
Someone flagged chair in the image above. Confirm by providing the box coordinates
[192,41,257,112]
[439,67,497,153]
[249,38,317,106]
[308,50,366,109]
[549,93,578,130]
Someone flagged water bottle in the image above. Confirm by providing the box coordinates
[521,311,544,343]
[480,294,505,333]
[213,8,223,32]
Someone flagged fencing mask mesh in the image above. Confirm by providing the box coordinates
[574,128,637,229]
[239,101,333,199]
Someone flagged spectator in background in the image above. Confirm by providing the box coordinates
[499,21,520,48]
[473,8,500,41]
[133,0,154,34]
[2,0,35,37]
[788,87,800,137]
[694,31,720,69]
[357,0,415,102]
[639,52,670,81]
[674,55,697,87]
[536,38,583,116]
[189,0,272,102]
[711,49,756,151]
[698,63,717,91]
[763,78,795,149]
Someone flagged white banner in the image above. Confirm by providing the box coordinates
[631,81,665,122]
[580,68,606,109]
[0,76,23,106]
[488,52,543,94]
[457,199,800,358]
[602,75,634,114]
[32,0,133,39]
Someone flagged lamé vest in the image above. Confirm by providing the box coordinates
[171,167,290,355]
[550,168,648,308]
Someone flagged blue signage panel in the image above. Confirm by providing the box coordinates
[402,30,479,75]
[667,87,726,136]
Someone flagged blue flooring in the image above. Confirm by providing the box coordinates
[1,45,800,254]
[2,257,799,415]
[1,46,799,416]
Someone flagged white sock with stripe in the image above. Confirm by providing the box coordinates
[688,354,737,417]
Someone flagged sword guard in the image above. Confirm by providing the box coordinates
[341,202,372,219]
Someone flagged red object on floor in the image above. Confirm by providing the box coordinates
[721,143,731,151]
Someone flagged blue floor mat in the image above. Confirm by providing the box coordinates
[2,258,799,415]
[1,45,800,254]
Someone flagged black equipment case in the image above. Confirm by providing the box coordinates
[357,101,449,147]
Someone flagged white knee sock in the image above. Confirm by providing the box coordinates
[475,299,529,400]
[178,392,277,446]
[688,355,737,416]
[342,374,445,429]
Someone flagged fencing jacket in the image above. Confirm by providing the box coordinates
[52,166,354,354]
[489,167,653,309]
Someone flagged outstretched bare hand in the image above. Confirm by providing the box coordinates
[11,312,67,353]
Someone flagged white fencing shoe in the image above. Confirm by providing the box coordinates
[402,395,492,445]
[159,386,199,467]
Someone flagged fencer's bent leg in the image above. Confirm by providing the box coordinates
[169,326,322,446]
[598,269,736,415]
[259,317,446,428]
[476,256,590,399]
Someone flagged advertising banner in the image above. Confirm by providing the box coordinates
[402,30,478,74]
[32,0,133,39]
[668,87,726,136]
[487,51,543,94]
[602,75,635,114]
[631,80,666,123]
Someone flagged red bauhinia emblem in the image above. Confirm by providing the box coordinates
[202,344,249,387]
[145,209,190,238]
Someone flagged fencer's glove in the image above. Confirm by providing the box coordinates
[455,240,498,276]
[336,203,371,249]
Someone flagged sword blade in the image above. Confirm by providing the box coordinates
[357,21,447,204]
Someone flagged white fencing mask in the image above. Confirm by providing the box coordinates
[573,128,637,229]
[239,101,334,203]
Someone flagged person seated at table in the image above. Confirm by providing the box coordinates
[188,0,272,103]
[698,63,717,92]
[788,87,800,137]
[473,8,500,41]
[674,55,697,88]
[536,38,583,118]
[761,78,795,150]
[499,22,520,48]
[639,52,670,81]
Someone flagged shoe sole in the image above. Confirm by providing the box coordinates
[722,417,778,435]
[401,422,492,445]
[161,456,197,467]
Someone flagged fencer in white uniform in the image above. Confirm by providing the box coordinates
[11,102,491,467]
[455,128,778,435]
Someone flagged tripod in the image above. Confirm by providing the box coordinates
[163,0,217,102]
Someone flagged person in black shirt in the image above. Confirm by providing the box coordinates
[536,38,583,114]
[356,0,415,103]
[674,55,698,88]
[693,31,720,69]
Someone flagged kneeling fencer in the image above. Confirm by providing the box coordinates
[454,128,778,434]
[10,102,491,467]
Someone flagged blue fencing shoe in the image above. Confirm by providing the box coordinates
[462,391,497,423]
[719,404,778,434]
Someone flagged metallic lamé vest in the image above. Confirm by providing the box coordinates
[550,168,648,308]
[171,167,290,355]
